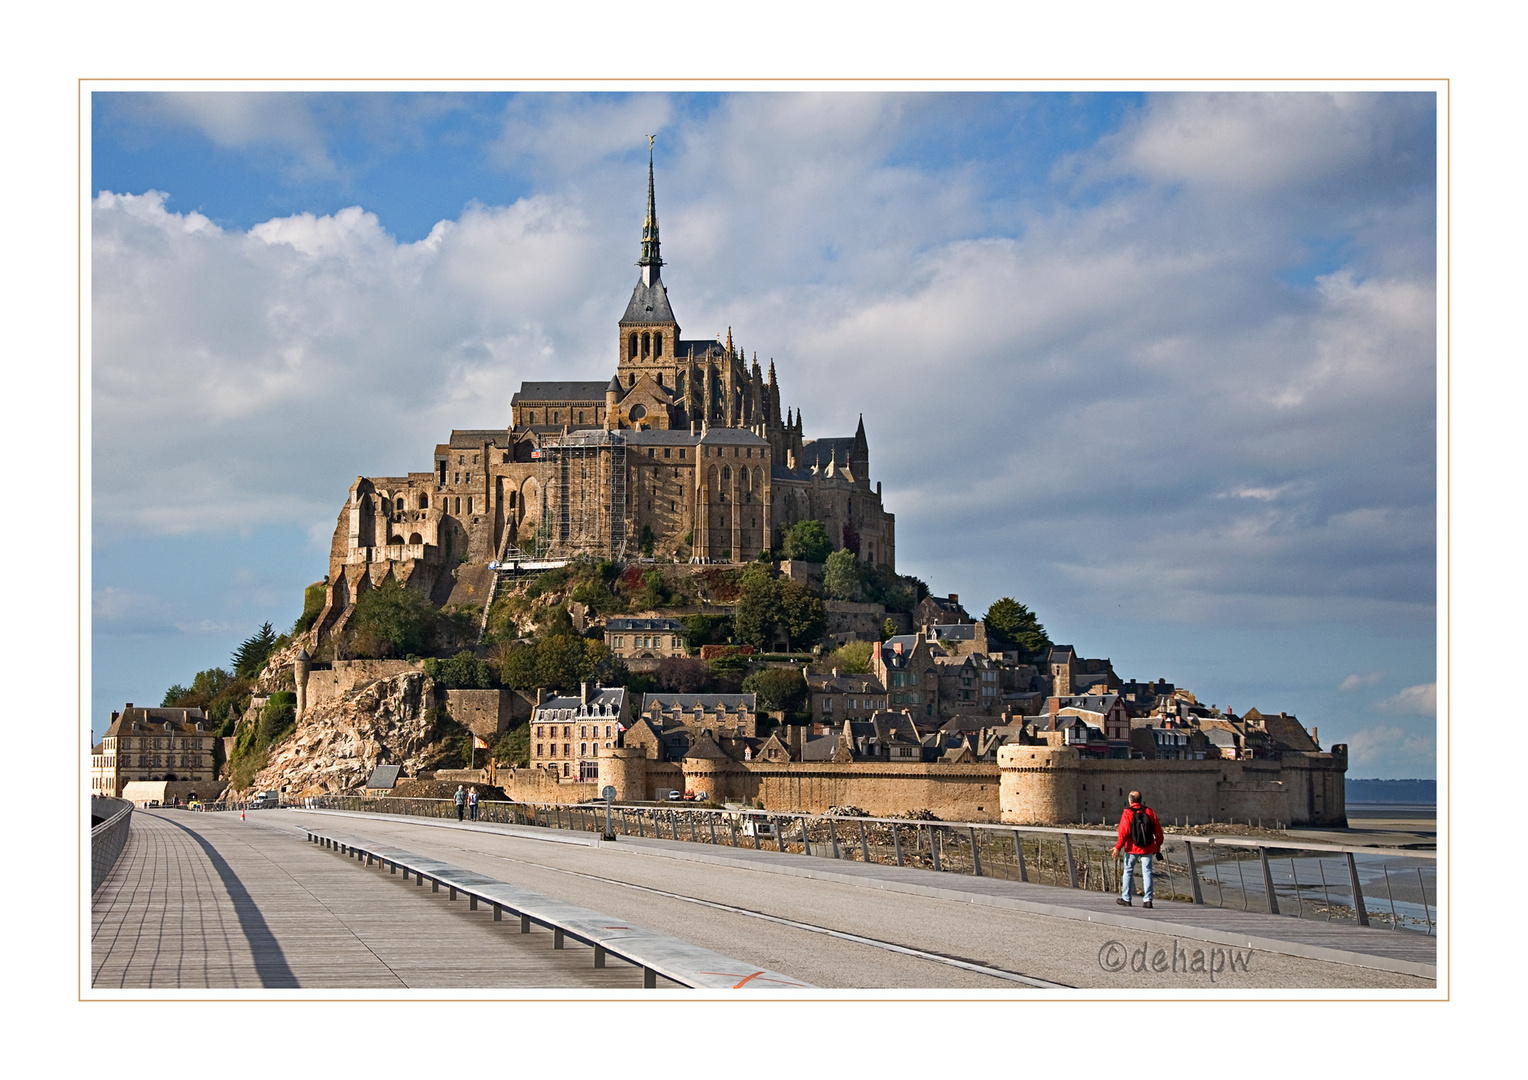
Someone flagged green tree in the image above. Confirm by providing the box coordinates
[428,649,494,689]
[639,524,656,557]
[983,597,1051,659]
[882,618,898,640]
[826,640,873,674]
[350,579,437,658]
[823,549,860,601]
[161,684,190,707]
[232,622,278,679]
[780,580,826,649]
[494,723,530,767]
[742,666,809,713]
[498,642,540,690]
[782,520,832,563]
[733,563,782,649]
[256,691,297,748]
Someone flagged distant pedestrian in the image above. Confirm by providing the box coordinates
[467,787,479,821]
[454,785,466,821]
[1114,790,1164,909]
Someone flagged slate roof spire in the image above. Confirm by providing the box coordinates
[639,135,662,285]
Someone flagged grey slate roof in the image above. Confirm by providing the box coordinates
[932,623,977,640]
[366,764,402,790]
[620,278,677,325]
[677,338,726,358]
[607,618,687,632]
[642,693,758,713]
[534,688,628,715]
[698,428,770,446]
[448,429,510,448]
[512,381,613,404]
[798,437,856,469]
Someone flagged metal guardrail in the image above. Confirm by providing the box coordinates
[91,797,133,893]
[302,825,814,990]
[302,796,1437,936]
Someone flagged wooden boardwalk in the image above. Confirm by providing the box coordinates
[91,810,658,989]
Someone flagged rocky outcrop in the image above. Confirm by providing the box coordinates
[249,670,448,797]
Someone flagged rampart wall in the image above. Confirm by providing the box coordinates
[303,659,422,708]
[598,744,1347,826]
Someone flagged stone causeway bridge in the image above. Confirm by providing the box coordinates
[90,799,1437,992]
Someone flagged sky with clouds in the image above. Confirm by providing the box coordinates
[90,89,1439,778]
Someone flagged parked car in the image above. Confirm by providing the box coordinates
[666,790,682,801]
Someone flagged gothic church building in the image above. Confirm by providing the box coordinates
[314,151,895,640]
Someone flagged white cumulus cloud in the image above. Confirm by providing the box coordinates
[1373,682,1437,715]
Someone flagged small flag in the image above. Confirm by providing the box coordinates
[473,735,489,749]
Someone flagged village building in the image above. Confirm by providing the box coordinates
[93,705,219,799]
[605,617,688,660]
[625,693,760,762]
[530,685,629,781]
[805,669,887,725]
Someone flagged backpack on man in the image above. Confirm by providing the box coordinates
[1128,805,1155,849]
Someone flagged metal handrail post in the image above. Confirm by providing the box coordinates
[931,827,942,872]
[1345,852,1370,926]
[828,818,840,859]
[1012,830,1028,882]
[969,827,983,877]
[1063,833,1078,889]
[1259,847,1281,915]
[892,824,904,867]
[1183,841,1204,904]
[859,818,871,863]
[800,817,811,857]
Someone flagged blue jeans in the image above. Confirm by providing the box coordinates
[1122,852,1154,903]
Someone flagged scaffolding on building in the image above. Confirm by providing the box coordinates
[534,429,627,562]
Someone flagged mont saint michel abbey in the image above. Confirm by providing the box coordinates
[313,152,896,636]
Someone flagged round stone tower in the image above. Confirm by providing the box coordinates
[998,744,1082,825]
[598,746,648,802]
[293,647,312,720]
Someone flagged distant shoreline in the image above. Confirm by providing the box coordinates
[1345,779,1435,805]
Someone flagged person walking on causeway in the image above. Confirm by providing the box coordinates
[1114,790,1164,909]
[454,785,466,821]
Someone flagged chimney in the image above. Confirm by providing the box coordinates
[948,594,958,606]
[537,688,547,706]
[831,667,840,677]
[581,681,589,706]
[894,641,903,655]
[125,702,133,710]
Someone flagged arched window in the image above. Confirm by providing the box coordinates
[408,533,422,545]
[455,497,461,513]
[722,466,730,481]
[656,372,663,387]
[654,332,663,356]
[466,496,473,514]
[642,332,651,358]
[629,333,638,359]
[628,404,647,421]
[418,494,428,509]
[629,373,636,386]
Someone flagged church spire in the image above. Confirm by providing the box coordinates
[638,135,662,285]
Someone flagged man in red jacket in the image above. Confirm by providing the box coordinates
[1114,790,1164,908]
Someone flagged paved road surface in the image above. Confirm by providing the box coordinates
[94,807,1434,991]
